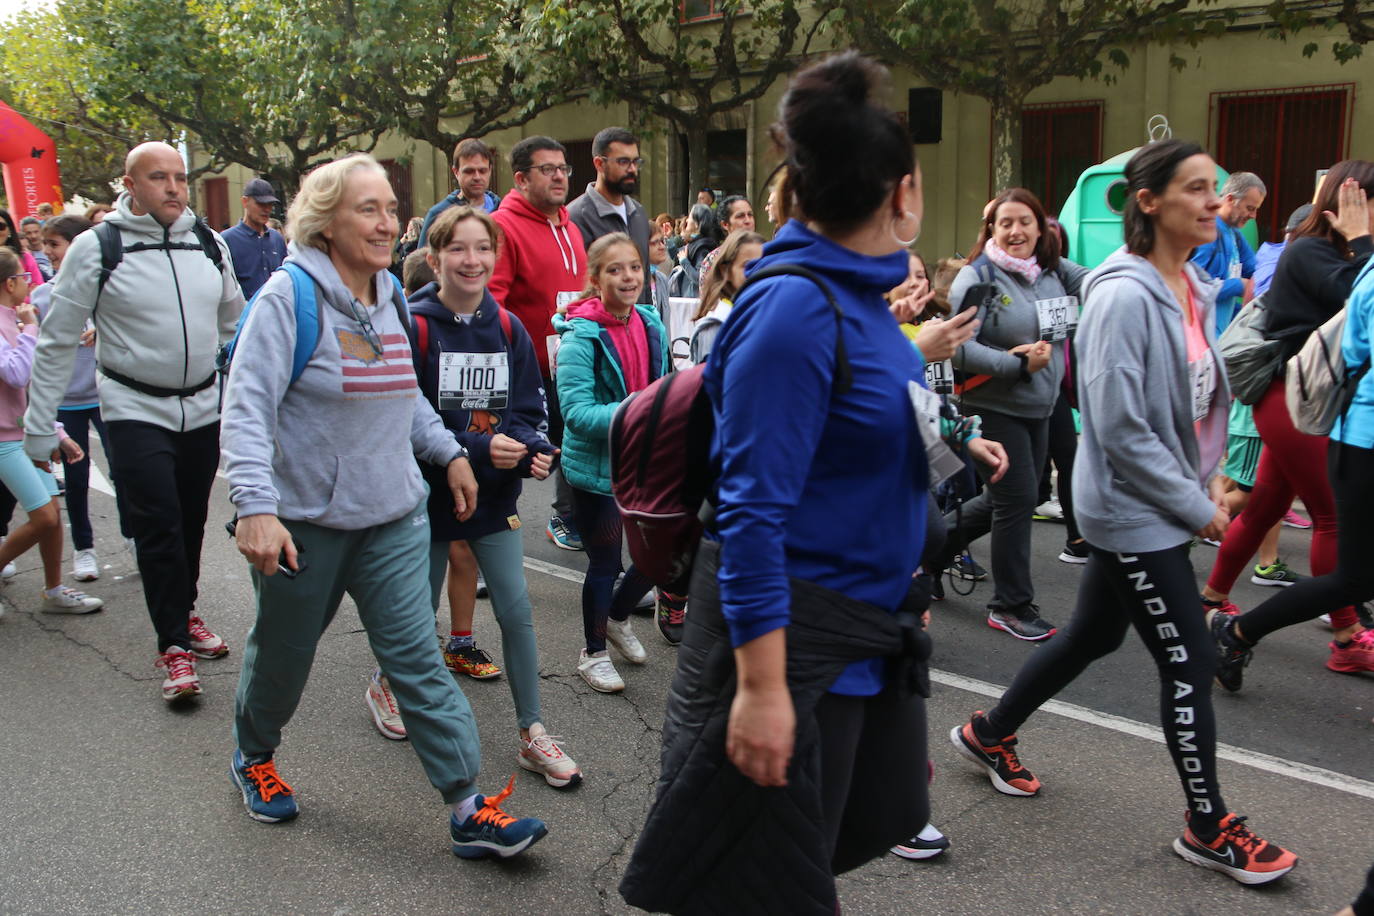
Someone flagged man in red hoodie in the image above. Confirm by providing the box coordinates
[490,136,587,550]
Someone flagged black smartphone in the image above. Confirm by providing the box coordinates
[959,282,1000,316]
[224,518,308,578]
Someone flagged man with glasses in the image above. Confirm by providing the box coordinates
[567,126,652,305]
[489,136,588,551]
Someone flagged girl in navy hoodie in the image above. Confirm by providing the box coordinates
[390,204,581,788]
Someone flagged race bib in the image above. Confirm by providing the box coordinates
[1036,296,1079,342]
[909,381,964,487]
[924,358,954,396]
[555,290,580,314]
[1190,349,1217,423]
[438,350,509,411]
[1227,259,1243,280]
[546,335,561,373]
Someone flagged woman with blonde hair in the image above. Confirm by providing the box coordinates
[222,153,548,858]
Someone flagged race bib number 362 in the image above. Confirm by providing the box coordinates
[1036,296,1079,343]
[438,351,510,411]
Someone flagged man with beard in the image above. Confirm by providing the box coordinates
[568,127,651,304]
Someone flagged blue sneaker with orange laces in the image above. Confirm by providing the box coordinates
[231,749,299,823]
[450,775,548,859]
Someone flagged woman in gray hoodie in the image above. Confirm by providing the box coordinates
[950,140,1297,886]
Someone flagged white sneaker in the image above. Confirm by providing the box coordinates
[577,649,624,693]
[41,586,104,614]
[72,548,99,581]
[1033,498,1063,520]
[155,646,202,701]
[518,722,582,788]
[605,618,647,664]
[187,616,229,659]
[1,536,15,580]
[366,670,407,740]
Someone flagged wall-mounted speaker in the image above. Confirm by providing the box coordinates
[908,87,943,144]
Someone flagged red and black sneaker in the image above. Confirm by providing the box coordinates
[950,712,1042,796]
[1172,812,1298,885]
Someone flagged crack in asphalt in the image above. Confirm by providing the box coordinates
[12,608,147,682]
[539,669,661,914]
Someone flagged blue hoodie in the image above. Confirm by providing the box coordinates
[418,190,503,249]
[704,220,928,697]
[408,282,554,541]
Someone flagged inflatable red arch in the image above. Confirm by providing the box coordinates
[0,99,63,218]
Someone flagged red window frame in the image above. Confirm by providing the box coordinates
[1209,83,1355,243]
[1014,100,1103,213]
[679,0,722,22]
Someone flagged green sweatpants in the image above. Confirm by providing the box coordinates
[234,501,480,803]
[429,526,542,730]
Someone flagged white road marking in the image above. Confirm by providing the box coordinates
[524,556,1374,802]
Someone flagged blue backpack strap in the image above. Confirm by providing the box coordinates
[283,263,319,385]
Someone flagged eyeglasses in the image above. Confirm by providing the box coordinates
[347,299,386,360]
[603,157,644,169]
[520,164,573,178]
[3,273,29,284]
[648,237,666,247]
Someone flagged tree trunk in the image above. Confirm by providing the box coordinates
[684,118,710,210]
[989,94,1025,192]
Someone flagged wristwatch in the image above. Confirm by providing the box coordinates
[1015,352,1031,383]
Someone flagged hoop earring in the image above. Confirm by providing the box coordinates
[892,210,920,247]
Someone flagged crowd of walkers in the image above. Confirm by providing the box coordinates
[5,48,1373,914]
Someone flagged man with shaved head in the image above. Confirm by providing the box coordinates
[24,141,245,704]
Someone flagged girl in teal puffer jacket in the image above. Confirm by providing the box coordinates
[554,233,669,694]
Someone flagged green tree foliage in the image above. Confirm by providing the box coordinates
[524,0,834,196]
[0,7,167,203]
[317,0,572,154]
[837,0,1235,190]
[1265,0,1370,62]
[64,0,389,196]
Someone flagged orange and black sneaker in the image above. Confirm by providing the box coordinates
[1172,812,1297,885]
[444,641,502,680]
[950,712,1042,797]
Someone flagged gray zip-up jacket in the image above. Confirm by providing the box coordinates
[949,256,1088,419]
[566,182,652,304]
[1072,249,1229,554]
[220,244,463,530]
[24,194,243,459]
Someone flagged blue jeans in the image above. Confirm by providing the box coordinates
[58,406,133,549]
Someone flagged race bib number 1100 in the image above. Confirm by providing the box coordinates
[438,351,510,411]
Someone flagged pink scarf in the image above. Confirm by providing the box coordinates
[984,239,1042,284]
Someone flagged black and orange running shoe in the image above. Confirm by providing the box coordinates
[1172,812,1298,885]
[950,712,1042,797]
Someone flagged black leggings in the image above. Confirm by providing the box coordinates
[984,544,1226,828]
[1038,392,1081,542]
[570,487,652,653]
[816,686,929,874]
[1238,440,1374,644]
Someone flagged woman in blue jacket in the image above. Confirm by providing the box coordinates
[391,204,581,788]
[555,232,669,694]
[705,52,1004,881]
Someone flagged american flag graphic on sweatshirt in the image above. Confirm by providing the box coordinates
[337,328,415,399]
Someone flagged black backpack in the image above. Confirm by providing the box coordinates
[93,217,224,302]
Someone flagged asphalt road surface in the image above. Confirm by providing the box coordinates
[2,463,1370,915]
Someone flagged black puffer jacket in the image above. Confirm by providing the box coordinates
[619,540,930,915]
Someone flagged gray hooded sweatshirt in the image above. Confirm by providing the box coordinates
[220,244,463,530]
[1072,248,1229,554]
[23,193,243,460]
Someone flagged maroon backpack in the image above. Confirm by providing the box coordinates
[609,263,850,595]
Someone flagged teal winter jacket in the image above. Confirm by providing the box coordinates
[553,303,669,495]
